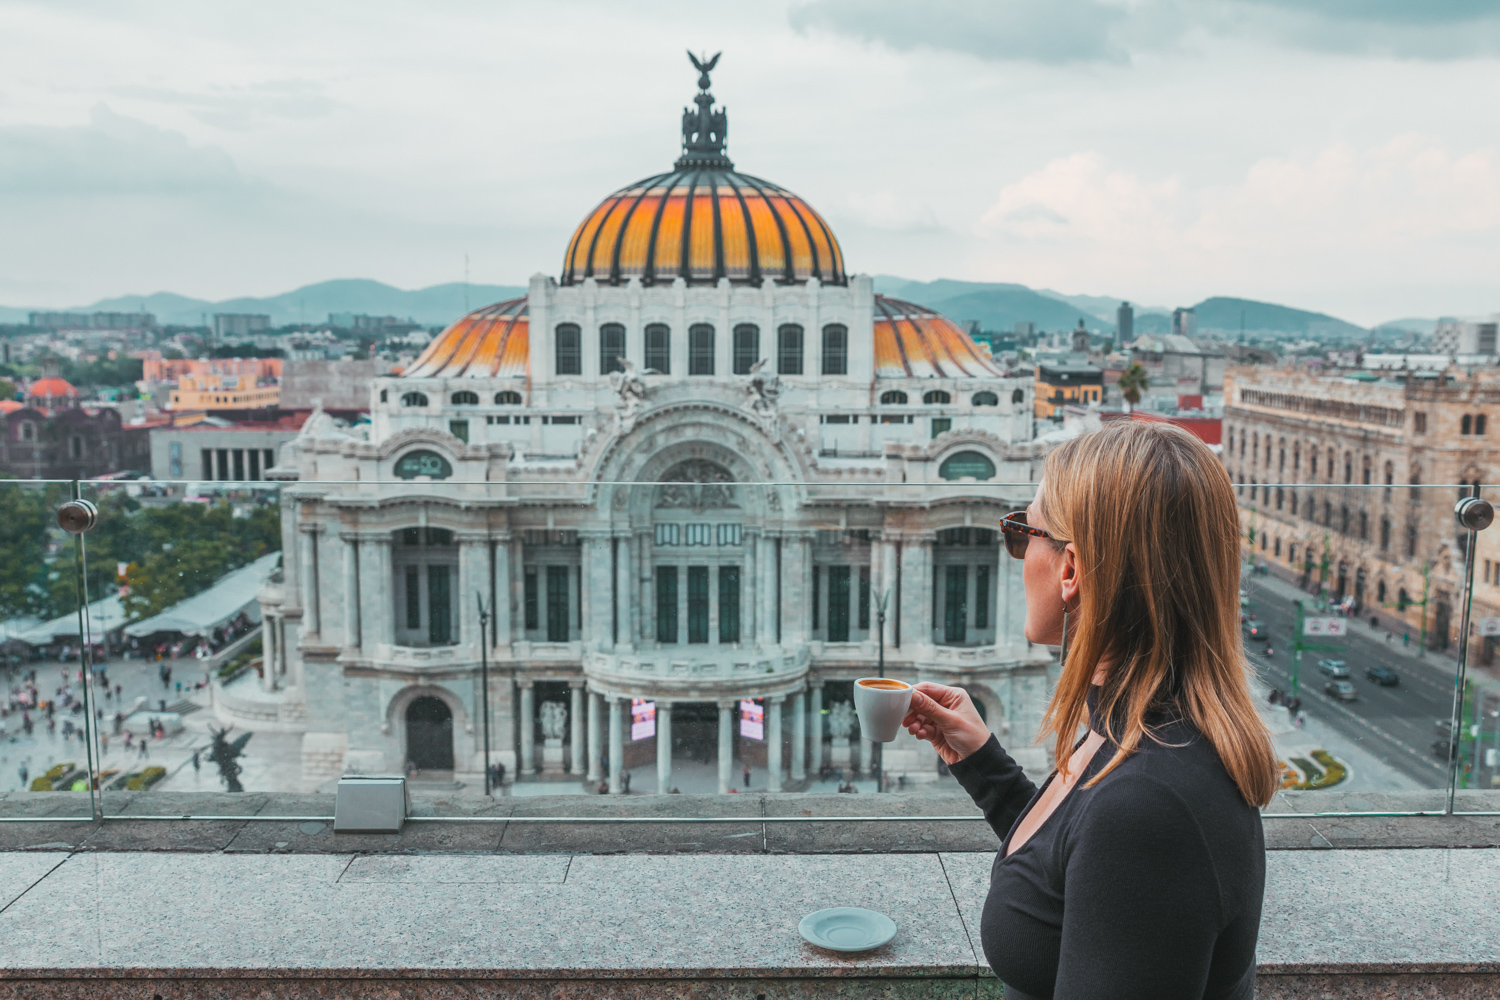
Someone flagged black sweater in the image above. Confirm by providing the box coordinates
[948,703,1265,1000]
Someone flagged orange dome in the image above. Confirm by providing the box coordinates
[874,297,1003,378]
[28,377,77,398]
[404,298,529,379]
[0,400,24,414]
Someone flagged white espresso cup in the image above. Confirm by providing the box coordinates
[852,677,914,742]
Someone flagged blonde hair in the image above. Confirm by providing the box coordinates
[1037,420,1278,807]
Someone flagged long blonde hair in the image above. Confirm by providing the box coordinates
[1037,420,1278,807]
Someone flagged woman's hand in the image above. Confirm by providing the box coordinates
[902,682,993,765]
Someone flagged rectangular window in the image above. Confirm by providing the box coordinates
[717,523,741,546]
[232,449,245,481]
[428,564,452,645]
[821,414,852,424]
[546,565,570,642]
[600,323,625,375]
[449,420,469,443]
[406,566,421,630]
[944,565,968,643]
[555,323,582,376]
[201,449,212,481]
[656,566,678,644]
[248,449,260,480]
[263,449,274,473]
[975,565,990,629]
[778,324,803,375]
[216,448,229,481]
[689,323,715,375]
[1414,411,1427,434]
[524,569,538,631]
[719,565,740,643]
[645,323,671,373]
[654,523,680,546]
[812,565,821,630]
[733,324,759,375]
[821,323,848,375]
[858,566,870,631]
[687,565,709,643]
[685,523,712,546]
[827,565,851,642]
[932,418,952,438]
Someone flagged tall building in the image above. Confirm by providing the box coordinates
[1224,366,1500,662]
[1432,318,1498,357]
[1172,307,1197,339]
[214,314,272,339]
[1116,301,1133,342]
[242,58,1054,793]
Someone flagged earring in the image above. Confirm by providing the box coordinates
[1059,607,1070,663]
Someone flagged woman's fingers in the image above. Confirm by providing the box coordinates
[907,689,962,727]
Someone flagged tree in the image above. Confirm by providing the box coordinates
[0,378,17,401]
[1118,362,1150,414]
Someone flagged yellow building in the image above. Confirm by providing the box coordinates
[168,373,280,410]
[1034,364,1103,419]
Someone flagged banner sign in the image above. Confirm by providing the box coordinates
[1479,617,1500,637]
[1303,617,1347,637]
[739,698,764,740]
[630,698,655,741]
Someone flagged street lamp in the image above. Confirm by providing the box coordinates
[875,588,889,793]
[475,593,493,796]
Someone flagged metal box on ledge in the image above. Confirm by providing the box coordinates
[333,775,408,833]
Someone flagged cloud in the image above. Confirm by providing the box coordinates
[0,104,255,197]
[789,0,1500,64]
[845,190,945,233]
[111,80,339,132]
[972,138,1500,316]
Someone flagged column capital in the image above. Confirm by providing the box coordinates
[768,693,785,705]
[516,677,535,690]
[717,698,738,710]
[567,679,585,689]
[297,523,325,536]
[807,677,824,690]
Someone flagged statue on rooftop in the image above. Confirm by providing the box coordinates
[609,357,650,432]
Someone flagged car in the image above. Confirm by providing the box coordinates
[1366,664,1399,686]
[1432,738,1453,758]
[1325,679,1357,702]
[1316,659,1350,678]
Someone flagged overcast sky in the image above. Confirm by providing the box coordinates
[2,0,1499,324]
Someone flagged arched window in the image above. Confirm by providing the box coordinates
[1362,456,1372,485]
[393,449,453,480]
[1289,544,1298,566]
[1343,452,1353,483]
[1276,487,1284,510]
[1274,537,1281,557]
[821,323,848,375]
[938,451,996,481]
[1293,443,1300,474]
[600,323,625,375]
[1462,414,1473,435]
[1478,414,1488,435]
[645,323,670,373]
[1359,510,1368,540]
[971,391,999,406]
[1405,524,1417,558]
[554,323,582,376]
[1340,505,1350,534]
[494,390,522,405]
[688,323,715,375]
[880,390,908,405]
[19,422,34,442]
[1011,388,1025,404]
[450,391,479,405]
[401,392,429,407]
[1278,438,1286,472]
[1290,492,1299,516]
[732,324,759,375]
[1377,579,1387,603]
[923,390,952,405]
[1380,516,1391,551]
[777,324,804,375]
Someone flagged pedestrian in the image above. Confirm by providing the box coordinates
[139,737,148,758]
[621,768,631,793]
[1295,711,1305,729]
[192,750,200,773]
[1403,632,1410,648]
[1386,632,1393,644]
[596,779,608,794]
[17,764,27,788]
[743,762,751,788]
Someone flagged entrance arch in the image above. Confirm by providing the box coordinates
[405,696,455,771]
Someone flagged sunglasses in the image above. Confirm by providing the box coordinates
[1000,510,1055,559]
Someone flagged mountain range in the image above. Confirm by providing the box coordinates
[0,276,1436,339]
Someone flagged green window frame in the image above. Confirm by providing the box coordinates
[975,565,990,629]
[428,565,452,645]
[827,565,851,643]
[656,566,678,644]
[719,565,741,644]
[944,565,967,644]
[687,565,709,644]
[546,565,570,642]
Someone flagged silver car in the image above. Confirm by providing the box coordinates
[1325,679,1357,702]
[1316,659,1350,679]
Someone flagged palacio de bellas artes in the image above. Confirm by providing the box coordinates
[253,55,1054,795]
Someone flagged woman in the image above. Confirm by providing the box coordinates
[904,421,1277,1000]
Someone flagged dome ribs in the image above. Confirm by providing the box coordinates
[726,179,761,284]
[736,174,797,284]
[641,171,683,285]
[608,176,663,284]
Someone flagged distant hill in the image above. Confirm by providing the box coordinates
[7,278,528,329]
[872,276,1109,333]
[1190,297,1364,339]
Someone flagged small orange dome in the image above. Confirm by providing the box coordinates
[28,377,77,398]
[404,298,529,379]
[874,297,1003,378]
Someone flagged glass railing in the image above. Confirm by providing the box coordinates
[4,476,1496,826]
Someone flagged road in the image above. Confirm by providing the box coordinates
[1240,570,1470,788]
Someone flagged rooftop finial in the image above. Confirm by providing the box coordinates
[677,50,731,169]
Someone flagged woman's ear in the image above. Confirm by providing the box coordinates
[1060,542,1081,607]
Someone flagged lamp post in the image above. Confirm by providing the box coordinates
[875,588,889,793]
[476,593,493,796]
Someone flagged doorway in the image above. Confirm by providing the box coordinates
[406,695,454,772]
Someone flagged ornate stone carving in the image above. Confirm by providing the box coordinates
[539,700,568,740]
[655,459,737,510]
[608,358,650,433]
[744,358,781,422]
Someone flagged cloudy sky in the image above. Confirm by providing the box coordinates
[2,0,1499,324]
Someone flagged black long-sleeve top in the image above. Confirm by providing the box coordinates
[948,696,1265,1000]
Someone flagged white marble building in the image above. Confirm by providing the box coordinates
[251,60,1057,792]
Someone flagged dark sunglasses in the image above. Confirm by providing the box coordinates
[1000,510,1054,559]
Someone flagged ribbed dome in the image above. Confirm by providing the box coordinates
[874,297,1003,378]
[404,298,529,379]
[561,169,845,288]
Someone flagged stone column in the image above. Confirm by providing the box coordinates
[718,700,734,794]
[492,532,512,649]
[760,533,778,645]
[518,680,536,776]
[298,526,320,637]
[767,695,784,793]
[608,697,624,794]
[342,534,360,650]
[656,701,673,793]
[587,690,603,782]
[858,735,873,774]
[613,533,630,649]
[808,681,824,773]
[582,533,611,648]
[780,535,805,647]
[359,535,392,649]
[262,613,278,691]
[744,530,758,643]
[878,536,898,650]
[509,536,524,644]
[790,690,806,781]
[569,682,585,776]
[459,536,487,646]
[900,536,934,648]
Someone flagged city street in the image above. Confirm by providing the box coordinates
[1240,567,1490,788]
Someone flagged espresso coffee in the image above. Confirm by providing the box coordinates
[858,679,909,691]
[852,676,914,741]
